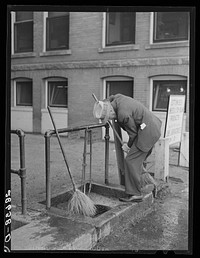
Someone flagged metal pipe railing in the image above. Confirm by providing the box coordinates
[44,122,110,210]
[44,130,51,210]
[104,123,110,185]
[11,129,27,215]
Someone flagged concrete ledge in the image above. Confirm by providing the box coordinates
[11,215,96,250]
[11,192,154,250]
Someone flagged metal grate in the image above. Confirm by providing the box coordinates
[92,204,111,218]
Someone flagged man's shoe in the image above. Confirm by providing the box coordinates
[119,195,143,202]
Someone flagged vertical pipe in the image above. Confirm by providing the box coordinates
[89,130,92,181]
[18,130,27,215]
[45,132,51,209]
[88,129,92,193]
[104,123,110,185]
[81,129,87,193]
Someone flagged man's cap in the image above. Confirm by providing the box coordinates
[93,100,112,122]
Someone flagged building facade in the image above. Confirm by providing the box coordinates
[10,11,190,139]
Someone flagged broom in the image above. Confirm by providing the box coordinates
[92,93,156,190]
[47,106,96,217]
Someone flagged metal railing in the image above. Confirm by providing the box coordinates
[11,129,27,215]
[44,122,110,210]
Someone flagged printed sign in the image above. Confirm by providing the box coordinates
[164,95,185,145]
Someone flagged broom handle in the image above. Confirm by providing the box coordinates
[47,106,76,192]
[107,120,124,146]
[92,93,99,102]
[92,93,124,146]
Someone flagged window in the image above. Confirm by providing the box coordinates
[48,80,68,107]
[16,80,33,106]
[14,12,33,53]
[152,80,187,112]
[153,12,189,43]
[46,12,69,51]
[106,12,136,46]
[106,80,133,98]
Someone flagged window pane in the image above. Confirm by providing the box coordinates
[106,81,133,97]
[154,12,189,42]
[152,80,187,112]
[106,12,135,46]
[16,81,32,106]
[48,12,69,18]
[16,11,33,21]
[48,81,68,107]
[46,16,69,50]
[14,21,33,53]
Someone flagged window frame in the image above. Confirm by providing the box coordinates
[105,12,136,47]
[45,12,70,51]
[13,11,34,54]
[153,12,189,43]
[152,80,187,112]
[14,79,33,107]
[46,78,68,108]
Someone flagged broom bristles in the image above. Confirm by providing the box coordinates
[67,189,97,217]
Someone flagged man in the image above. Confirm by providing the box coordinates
[93,94,162,202]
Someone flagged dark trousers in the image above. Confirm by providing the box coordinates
[143,148,153,169]
[124,144,150,196]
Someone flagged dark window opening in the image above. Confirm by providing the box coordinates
[16,81,33,106]
[14,11,33,53]
[106,12,136,46]
[46,12,69,51]
[152,80,187,112]
[48,80,68,108]
[153,12,189,43]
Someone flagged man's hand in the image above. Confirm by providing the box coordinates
[122,143,130,153]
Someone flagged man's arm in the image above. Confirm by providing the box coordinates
[120,116,138,148]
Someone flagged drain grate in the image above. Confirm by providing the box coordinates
[56,202,111,218]
[92,204,111,218]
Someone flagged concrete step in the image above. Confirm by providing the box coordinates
[11,182,168,250]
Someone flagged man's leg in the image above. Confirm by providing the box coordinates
[143,147,153,170]
[124,144,148,196]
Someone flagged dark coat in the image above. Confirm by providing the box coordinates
[109,94,162,152]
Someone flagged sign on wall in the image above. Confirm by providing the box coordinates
[164,95,186,145]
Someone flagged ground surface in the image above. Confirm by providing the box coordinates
[92,179,189,251]
[10,133,189,252]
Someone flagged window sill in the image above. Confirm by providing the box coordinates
[152,110,187,115]
[145,41,189,50]
[11,52,37,59]
[98,44,140,53]
[11,106,33,112]
[39,49,72,57]
[42,108,68,114]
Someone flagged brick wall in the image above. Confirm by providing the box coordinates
[11,11,190,133]
[11,12,189,65]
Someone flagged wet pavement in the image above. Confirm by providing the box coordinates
[92,178,189,252]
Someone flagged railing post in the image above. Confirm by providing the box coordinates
[44,131,51,209]
[17,129,27,215]
[154,137,169,181]
[104,123,110,185]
